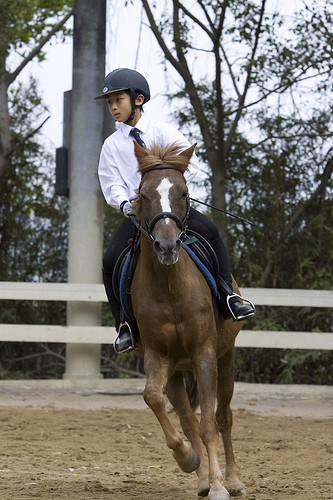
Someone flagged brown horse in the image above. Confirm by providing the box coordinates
[131,141,246,500]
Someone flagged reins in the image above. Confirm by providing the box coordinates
[130,164,256,241]
[189,198,256,227]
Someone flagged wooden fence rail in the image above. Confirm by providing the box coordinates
[0,282,332,350]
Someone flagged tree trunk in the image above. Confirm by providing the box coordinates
[0,64,11,180]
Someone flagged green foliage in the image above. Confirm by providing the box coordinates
[0,340,66,379]
[0,0,73,60]
[235,347,333,385]
[1,77,69,283]
[226,109,333,287]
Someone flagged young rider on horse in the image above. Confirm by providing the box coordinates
[95,68,255,354]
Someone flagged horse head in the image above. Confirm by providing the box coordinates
[133,141,196,265]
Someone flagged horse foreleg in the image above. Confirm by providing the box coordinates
[195,350,230,500]
[216,347,246,497]
[165,372,210,497]
[143,351,200,473]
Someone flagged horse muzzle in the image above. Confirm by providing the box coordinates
[153,237,181,265]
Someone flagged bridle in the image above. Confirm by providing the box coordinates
[130,165,190,242]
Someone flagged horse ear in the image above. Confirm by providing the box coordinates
[180,143,197,164]
[133,140,149,162]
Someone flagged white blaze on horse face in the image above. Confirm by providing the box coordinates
[157,177,173,224]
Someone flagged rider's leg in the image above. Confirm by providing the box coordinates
[103,218,136,353]
[187,208,255,321]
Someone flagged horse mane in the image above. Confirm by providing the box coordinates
[135,142,191,177]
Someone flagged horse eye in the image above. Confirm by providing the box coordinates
[182,191,188,199]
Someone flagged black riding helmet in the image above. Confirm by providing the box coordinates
[94,68,151,122]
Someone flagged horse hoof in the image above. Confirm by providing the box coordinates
[226,480,247,497]
[228,485,246,497]
[176,448,200,473]
[209,493,230,500]
[198,477,210,497]
[209,486,230,500]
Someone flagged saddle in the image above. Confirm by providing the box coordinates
[183,229,219,292]
[112,230,220,321]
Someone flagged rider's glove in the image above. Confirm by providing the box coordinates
[120,200,134,218]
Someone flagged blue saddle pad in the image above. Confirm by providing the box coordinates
[181,243,217,297]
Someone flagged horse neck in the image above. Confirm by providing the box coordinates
[140,235,159,268]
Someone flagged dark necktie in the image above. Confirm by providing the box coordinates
[130,127,146,148]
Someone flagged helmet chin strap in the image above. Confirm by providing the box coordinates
[125,89,139,124]
[125,108,136,124]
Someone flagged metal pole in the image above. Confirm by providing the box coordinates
[63,0,106,379]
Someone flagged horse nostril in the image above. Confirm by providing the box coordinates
[153,240,162,255]
[174,239,181,255]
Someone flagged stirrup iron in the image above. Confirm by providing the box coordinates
[226,293,255,321]
[113,322,135,354]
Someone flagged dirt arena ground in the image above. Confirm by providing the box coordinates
[0,379,332,500]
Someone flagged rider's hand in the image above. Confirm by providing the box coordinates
[120,200,134,218]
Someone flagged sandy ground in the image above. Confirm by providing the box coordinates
[0,379,332,500]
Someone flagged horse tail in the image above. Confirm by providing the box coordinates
[183,370,200,412]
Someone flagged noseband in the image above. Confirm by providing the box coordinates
[131,165,190,242]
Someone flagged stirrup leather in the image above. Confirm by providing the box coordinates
[113,322,136,354]
[226,293,256,321]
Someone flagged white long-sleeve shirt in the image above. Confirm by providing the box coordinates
[98,115,199,209]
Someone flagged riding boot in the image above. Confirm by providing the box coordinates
[217,276,255,321]
[102,269,136,354]
[204,230,255,321]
